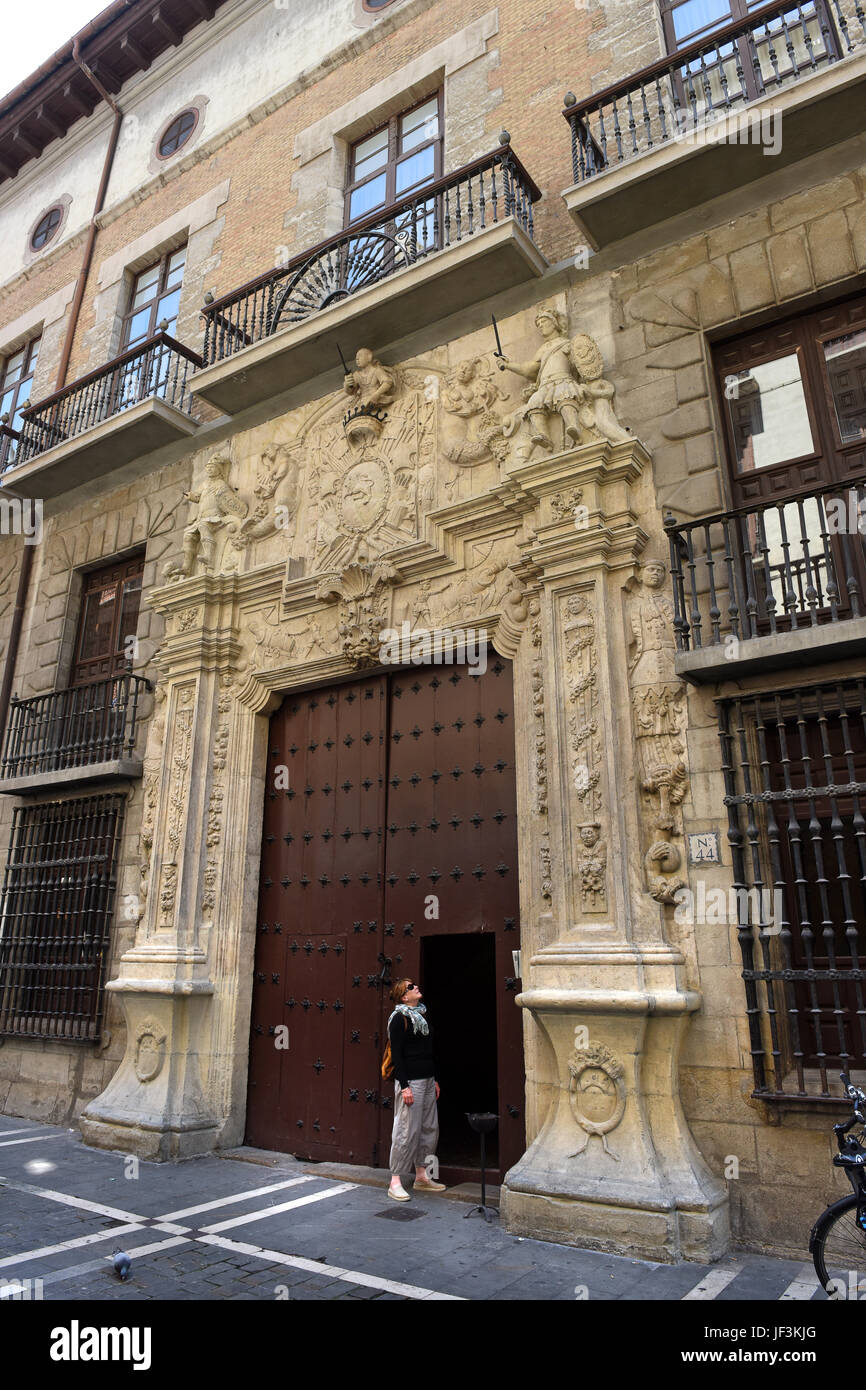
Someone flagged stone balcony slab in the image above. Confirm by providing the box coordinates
[190,219,547,416]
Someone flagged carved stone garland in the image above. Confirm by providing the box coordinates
[562,591,607,915]
[626,558,689,905]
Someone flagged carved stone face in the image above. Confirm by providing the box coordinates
[536,312,558,338]
[642,563,666,589]
[456,360,474,382]
[579,825,599,848]
[355,348,372,369]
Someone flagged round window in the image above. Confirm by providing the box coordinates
[31,206,63,251]
[158,109,198,159]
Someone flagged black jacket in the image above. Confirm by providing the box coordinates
[389,1010,435,1090]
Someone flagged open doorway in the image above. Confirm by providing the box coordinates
[420,932,498,1175]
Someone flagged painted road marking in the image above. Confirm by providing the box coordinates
[199,1233,464,1300]
[779,1264,820,1300]
[0,1237,192,1294]
[0,1135,66,1148]
[0,1128,47,1138]
[0,1223,147,1270]
[0,1176,144,1223]
[682,1267,742,1300]
[200,1183,357,1233]
[160,1176,315,1221]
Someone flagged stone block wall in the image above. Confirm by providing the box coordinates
[0,462,189,1127]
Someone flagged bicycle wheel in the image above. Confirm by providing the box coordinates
[811,1194,866,1297]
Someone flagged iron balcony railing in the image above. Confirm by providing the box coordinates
[200,142,541,366]
[664,478,866,652]
[0,670,152,781]
[0,423,21,469]
[562,0,863,186]
[8,332,202,470]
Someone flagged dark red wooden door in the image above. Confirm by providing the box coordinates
[377,658,523,1179]
[246,657,524,1178]
[246,676,388,1161]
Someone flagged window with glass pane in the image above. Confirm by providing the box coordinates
[122,247,186,350]
[118,248,186,409]
[344,92,442,245]
[71,557,145,687]
[727,354,815,472]
[661,0,835,109]
[0,337,40,465]
[823,330,866,444]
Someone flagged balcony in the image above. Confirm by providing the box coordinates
[0,671,151,795]
[664,478,866,682]
[561,0,866,249]
[1,333,202,501]
[191,143,545,415]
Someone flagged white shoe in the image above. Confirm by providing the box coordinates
[388,1182,410,1202]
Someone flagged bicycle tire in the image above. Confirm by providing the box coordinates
[811,1193,866,1297]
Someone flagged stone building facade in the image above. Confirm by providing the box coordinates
[0,0,864,1262]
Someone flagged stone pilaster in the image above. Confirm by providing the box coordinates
[499,437,729,1262]
[80,574,251,1160]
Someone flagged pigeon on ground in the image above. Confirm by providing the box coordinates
[112,1251,132,1281]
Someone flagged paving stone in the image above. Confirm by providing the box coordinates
[0,1121,824,1301]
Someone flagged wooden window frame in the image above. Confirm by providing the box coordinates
[659,0,840,105]
[157,108,199,160]
[121,245,187,351]
[0,336,40,426]
[712,292,866,508]
[70,555,145,689]
[343,91,443,230]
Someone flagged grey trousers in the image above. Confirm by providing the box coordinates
[389,1077,439,1176]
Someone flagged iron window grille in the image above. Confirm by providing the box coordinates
[0,794,126,1043]
[718,677,866,1100]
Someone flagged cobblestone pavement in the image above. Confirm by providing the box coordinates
[0,1116,828,1302]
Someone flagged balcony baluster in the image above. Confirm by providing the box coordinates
[7,333,202,472]
[0,672,152,784]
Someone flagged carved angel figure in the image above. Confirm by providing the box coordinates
[442,357,507,466]
[343,348,396,410]
[169,453,248,577]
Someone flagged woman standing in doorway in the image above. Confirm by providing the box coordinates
[387,978,446,1201]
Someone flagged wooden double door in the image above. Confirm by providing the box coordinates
[245,656,525,1181]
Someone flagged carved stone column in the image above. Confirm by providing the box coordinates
[499,437,729,1262]
[80,573,252,1159]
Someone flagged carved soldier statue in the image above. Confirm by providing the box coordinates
[169,452,248,577]
[498,306,631,457]
[627,558,678,687]
[498,304,583,450]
